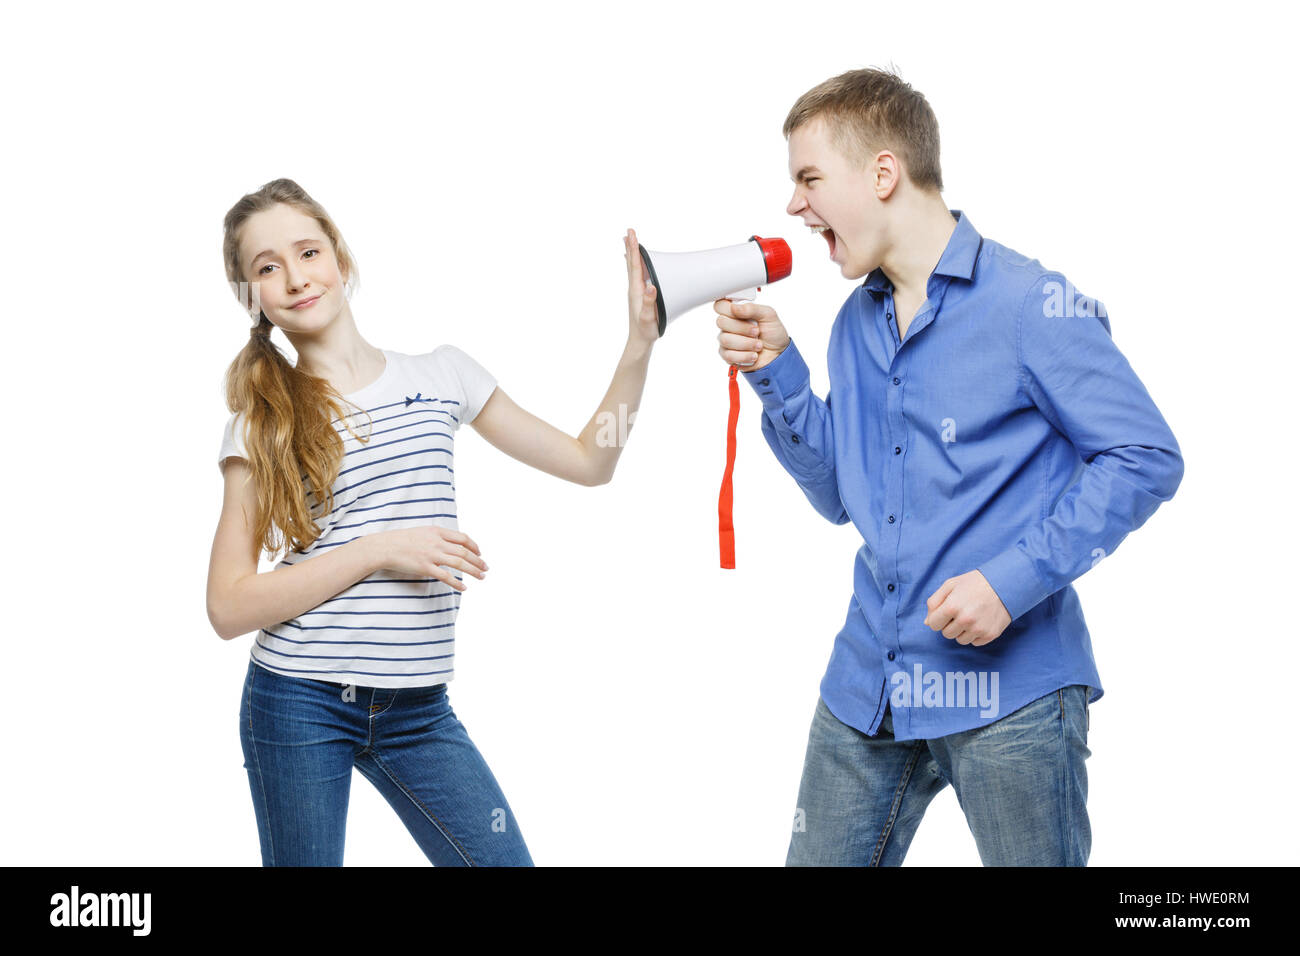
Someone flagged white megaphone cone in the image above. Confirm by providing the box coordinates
[637,236,793,336]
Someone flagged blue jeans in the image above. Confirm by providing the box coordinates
[238,659,532,866]
[787,684,1091,866]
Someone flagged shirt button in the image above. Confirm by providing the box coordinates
[888,514,895,523]
[892,377,900,385]
[887,651,895,661]
[791,435,800,443]
[894,446,901,454]
[887,583,895,592]
[760,378,770,386]
[886,313,893,320]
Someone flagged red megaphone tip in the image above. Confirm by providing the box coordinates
[750,236,793,283]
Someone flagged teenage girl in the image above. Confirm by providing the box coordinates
[207,178,659,865]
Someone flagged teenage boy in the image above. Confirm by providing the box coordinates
[715,68,1183,866]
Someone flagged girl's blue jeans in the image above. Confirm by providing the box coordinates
[238,659,533,866]
[787,684,1092,866]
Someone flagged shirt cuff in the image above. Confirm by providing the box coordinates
[739,340,808,413]
[976,545,1051,623]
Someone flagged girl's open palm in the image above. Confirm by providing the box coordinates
[624,228,660,348]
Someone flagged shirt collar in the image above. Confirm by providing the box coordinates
[862,209,982,295]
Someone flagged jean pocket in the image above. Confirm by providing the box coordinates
[979,687,1058,739]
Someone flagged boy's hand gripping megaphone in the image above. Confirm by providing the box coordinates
[636,236,793,570]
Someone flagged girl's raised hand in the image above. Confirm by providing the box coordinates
[624,228,660,350]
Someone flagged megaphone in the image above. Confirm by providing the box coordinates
[634,235,794,572]
[638,236,793,336]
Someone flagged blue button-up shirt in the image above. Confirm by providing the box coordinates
[742,209,1184,741]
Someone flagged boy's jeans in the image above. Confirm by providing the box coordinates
[238,659,532,866]
[787,684,1091,866]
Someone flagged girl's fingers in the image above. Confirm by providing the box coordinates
[441,554,477,578]
[454,555,485,578]
[434,567,467,591]
[456,545,487,570]
[445,529,480,554]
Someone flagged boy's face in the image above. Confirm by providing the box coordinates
[239,203,347,331]
[786,116,881,281]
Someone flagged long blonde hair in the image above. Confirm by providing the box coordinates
[220,178,372,559]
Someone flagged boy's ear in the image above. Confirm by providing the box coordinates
[873,150,902,200]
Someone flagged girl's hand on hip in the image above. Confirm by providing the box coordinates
[367,526,487,592]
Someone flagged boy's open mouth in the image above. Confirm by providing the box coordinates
[812,224,836,259]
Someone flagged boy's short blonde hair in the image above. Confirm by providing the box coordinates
[784,67,943,193]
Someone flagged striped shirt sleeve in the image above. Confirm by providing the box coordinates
[431,345,498,426]
[218,412,249,474]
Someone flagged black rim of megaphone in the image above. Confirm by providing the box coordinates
[637,243,668,337]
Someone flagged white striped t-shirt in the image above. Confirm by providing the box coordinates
[217,345,497,688]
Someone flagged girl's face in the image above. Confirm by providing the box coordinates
[239,203,346,333]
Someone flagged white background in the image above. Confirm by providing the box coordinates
[3,0,1296,866]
